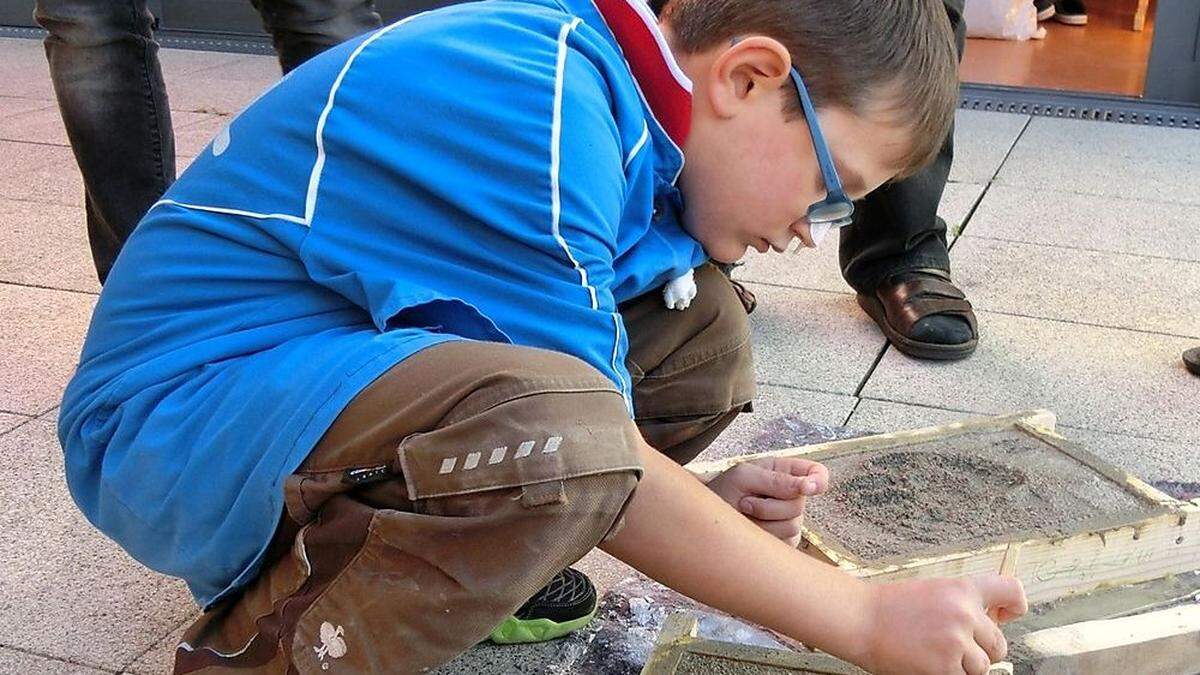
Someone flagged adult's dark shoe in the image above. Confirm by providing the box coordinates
[858,269,978,361]
[1054,0,1088,25]
[1184,347,1200,376]
[1035,0,1056,21]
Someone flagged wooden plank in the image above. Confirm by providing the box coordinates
[856,504,1200,604]
[686,409,1056,482]
[1017,605,1200,674]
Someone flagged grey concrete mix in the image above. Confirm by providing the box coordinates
[0,36,1197,673]
[806,429,1163,563]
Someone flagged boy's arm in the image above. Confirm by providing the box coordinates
[602,440,1027,675]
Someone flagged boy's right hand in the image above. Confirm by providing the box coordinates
[859,575,1027,675]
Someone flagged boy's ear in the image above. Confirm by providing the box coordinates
[707,36,792,119]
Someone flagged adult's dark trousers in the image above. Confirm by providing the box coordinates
[33,0,382,284]
[838,0,968,293]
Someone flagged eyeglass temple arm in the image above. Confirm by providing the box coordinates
[789,69,847,200]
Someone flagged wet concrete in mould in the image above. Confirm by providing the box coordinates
[806,430,1163,563]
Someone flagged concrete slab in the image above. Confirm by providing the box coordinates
[997,140,1200,207]
[0,422,195,671]
[0,105,68,145]
[846,398,975,431]
[0,413,31,435]
[860,310,1200,446]
[745,283,886,396]
[952,236,1200,337]
[1015,116,1200,166]
[0,96,54,121]
[847,399,1200,485]
[196,54,281,83]
[0,140,82,207]
[159,48,245,80]
[166,77,271,116]
[737,182,985,294]
[0,647,110,674]
[0,283,95,415]
[0,199,100,294]
[124,619,192,675]
[949,110,1029,184]
[698,384,857,464]
[0,39,55,101]
[960,184,1200,262]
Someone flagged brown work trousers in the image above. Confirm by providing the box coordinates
[173,264,755,674]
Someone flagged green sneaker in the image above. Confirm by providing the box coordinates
[488,568,598,644]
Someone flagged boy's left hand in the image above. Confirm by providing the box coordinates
[705,457,830,547]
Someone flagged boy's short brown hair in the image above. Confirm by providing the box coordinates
[660,0,959,179]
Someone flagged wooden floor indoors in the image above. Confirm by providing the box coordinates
[960,0,1157,97]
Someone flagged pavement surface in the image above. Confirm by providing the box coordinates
[0,35,1196,674]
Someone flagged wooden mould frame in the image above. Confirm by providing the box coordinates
[641,612,868,675]
[687,410,1200,605]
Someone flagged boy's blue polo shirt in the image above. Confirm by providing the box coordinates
[58,0,707,607]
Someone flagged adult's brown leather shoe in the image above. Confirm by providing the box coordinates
[858,269,978,361]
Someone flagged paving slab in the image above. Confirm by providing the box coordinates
[0,140,82,207]
[0,647,110,674]
[159,48,244,81]
[165,77,272,117]
[0,38,55,101]
[0,421,195,671]
[698,384,856,464]
[745,283,886,396]
[860,311,1200,445]
[952,235,1200,337]
[997,136,1200,207]
[124,618,192,675]
[847,399,1200,484]
[949,110,1029,184]
[0,198,99,294]
[0,105,69,145]
[737,182,985,293]
[961,184,1200,262]
[0,283,95,415]
[1014,116,1200,165]
[193,54,281,83]
[0,96,54,121]
[0,413,31,435]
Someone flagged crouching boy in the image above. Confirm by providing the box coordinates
[58,0,1026,672]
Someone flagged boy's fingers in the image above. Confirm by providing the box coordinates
[751,517,803,541]
[738,462,809,499]
[738,495,805,521]
[973,616,1008,663]
[971,575,1029,624]
[766,457,830,495]
[962,645,992,675]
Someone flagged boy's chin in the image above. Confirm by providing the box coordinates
[704,245,744,265]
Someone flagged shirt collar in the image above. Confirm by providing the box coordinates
[566,0,693,148]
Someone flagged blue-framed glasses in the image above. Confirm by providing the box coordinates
[788,66,855,231]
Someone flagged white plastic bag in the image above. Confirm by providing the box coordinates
[964,0,1046,40]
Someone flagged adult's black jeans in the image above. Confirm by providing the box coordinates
[34,0,381,284]
[838,0,968,293]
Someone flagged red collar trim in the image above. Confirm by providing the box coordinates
[591,0,692,147]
